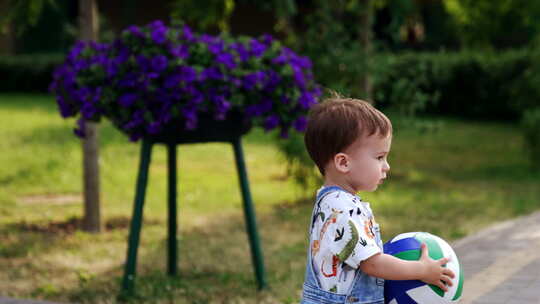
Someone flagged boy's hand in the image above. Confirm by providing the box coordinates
[418,242,456,292]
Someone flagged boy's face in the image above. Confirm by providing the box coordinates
[342,132,392,192]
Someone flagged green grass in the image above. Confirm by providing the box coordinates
[0,94,539,303]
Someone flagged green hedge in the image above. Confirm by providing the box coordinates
[0,54,64,93]
[373,49,532,121]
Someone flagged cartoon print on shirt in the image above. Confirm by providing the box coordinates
[364,218,376,239]
[322,255,340,277]
[335,227,345,241]
[359,236,368,247]
[337,220,359,262]
[312,208,343,256]
[312,211,325,228]
[337,263,351,283]
[309,190,383,294]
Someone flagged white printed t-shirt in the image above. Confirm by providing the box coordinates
[309,187,383,294]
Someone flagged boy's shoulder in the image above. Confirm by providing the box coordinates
[317,188,375,217]
[319,188,361,208]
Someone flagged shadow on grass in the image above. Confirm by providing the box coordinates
[0,216,162,259]
[60,198,313,304]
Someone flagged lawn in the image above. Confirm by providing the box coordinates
[0,94,539,303]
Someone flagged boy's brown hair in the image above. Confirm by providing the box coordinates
[304,97,392,175]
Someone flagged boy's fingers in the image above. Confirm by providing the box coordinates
[436,280,449,292]
[443,268,456,278]
[441,275,454,287]
[439,257,450,265]
[420,243,429,258]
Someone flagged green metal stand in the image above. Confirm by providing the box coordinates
[120,137,267,296]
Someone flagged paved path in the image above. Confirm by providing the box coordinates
[453,210,540,304]
[1,211,540,304]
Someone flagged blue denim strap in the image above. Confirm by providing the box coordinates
[316,186,346,204]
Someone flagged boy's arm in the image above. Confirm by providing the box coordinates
[360,243,455,291]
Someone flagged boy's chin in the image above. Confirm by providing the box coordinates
[359,185,379,192]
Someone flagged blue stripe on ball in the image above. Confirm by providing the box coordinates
[383,237,422,256]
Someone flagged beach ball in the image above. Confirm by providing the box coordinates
[383,232,464,304]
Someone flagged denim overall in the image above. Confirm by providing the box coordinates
[301,186,385,304]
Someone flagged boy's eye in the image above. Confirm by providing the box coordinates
[377,156,384,160]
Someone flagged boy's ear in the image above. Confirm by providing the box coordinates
[334,153,350,173]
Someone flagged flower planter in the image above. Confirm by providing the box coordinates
[147,111,252,144]
[121,110,265,297]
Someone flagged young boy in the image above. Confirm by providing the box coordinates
[301,97,454,304]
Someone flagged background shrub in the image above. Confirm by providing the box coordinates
[0,54,64,93]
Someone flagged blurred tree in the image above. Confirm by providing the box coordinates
[0,0,56,35]
[79,0,102,233]
[169,0,235,32]
[2,0,102,232]
[444,0,540,49]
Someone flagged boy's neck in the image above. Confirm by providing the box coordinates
[323,174,357,196]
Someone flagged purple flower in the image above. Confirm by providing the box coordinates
[74,118,86,138]
[293,65,306,88]
[124,110,145,129]
[81,102,98,119]
[150,55,168,72]
[51,20,321,141]
[136,55,150,71]
[73,60,90,72]
[106,62,119,77]
[119,93,138,107]
[243,74,258,90]
[291,56,312,69]
[260,34,273,46]
[149,20,165,28]
[179,66,197,82]
[208,44,223,55]
[229,77,242,88]
[211,95,231,119]
[298,91,315,109]
[243,71,266,90]
[182,109,198,130]
[151,27,167,44]
[199,34,216,44]
[116,48,131,64]
[249,39,267,57]
[271,54,288,65]
[293,116,307,132]
[245,104,262,117]
[169,44,189,59]
[200,67,223,81]
[118,72,138,88]
[67,41,86,62]
[164,74,181,89]
[263,115,280,130]
[181,25,195,41]
[264,70,281,91]
[216,52,236,69]
[56,95,74,118]
[147,121,162,134]
[231,43,249,62]
[126,25,144,38]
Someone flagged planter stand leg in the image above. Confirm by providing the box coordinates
[167,143,178,276]
[121,139,153,297]
[232,138,267,290]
